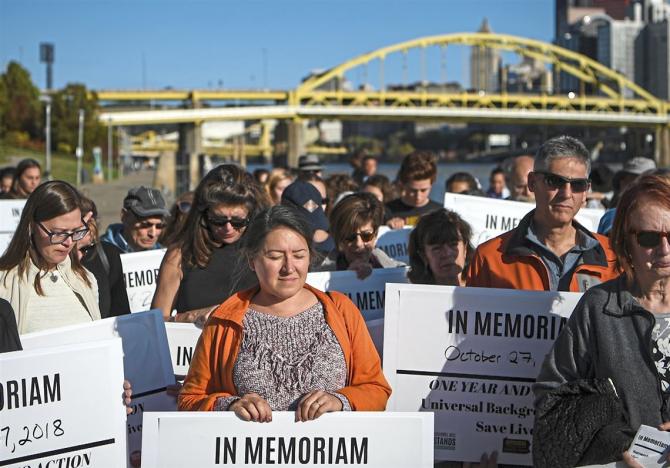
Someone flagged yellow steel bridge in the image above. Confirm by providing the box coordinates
[95,32,670,163]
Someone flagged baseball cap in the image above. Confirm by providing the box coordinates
[298,154,323,172]
[621,157,656,176]
[123,186,170,218]
[281,181,329,232]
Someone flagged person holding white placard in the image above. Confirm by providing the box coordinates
[179,205,391,420]
[0,180,100,333]
[467,136,619,292]
[152,165,265,323]
[317,193,404,279]
[408,208,473,286]
[534,174,670,467]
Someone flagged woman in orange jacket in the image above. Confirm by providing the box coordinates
[178,205,391,421]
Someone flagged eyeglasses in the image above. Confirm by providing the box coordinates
[136,221,166,230]
[206,215,249,230]
[344,230,376,243]
[37,222,90,245]
[633,230,670,249]
[177,201,192,214]
[534,171,591,193]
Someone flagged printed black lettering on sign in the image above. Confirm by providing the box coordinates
[215,436,368,465]
[345,290,385,312]
[123,268,160,288]
[447,310,567,341]
[0,374,61,411]
[176,347,194,367]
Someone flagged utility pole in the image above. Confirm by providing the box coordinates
[39,95,52,180]
[107,121,113,181]
[76,109,84,187]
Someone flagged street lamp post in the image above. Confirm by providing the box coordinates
[76,109,84,187]
[39,95,52,180]
[107,121,113,181]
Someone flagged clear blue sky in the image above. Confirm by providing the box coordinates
[0,0,554,91]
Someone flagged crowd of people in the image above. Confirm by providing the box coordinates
[2,134,670,466]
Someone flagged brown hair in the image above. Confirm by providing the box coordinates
[362,174,396,203]
[397,151,437,184]
[0,180,91,295]
[408,208,474,284]
[176,165,269,269]
[329,192,384,248]
[611,174,670,283]
[160,191,194,246]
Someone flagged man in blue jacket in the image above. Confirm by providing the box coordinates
[102,186,169,253]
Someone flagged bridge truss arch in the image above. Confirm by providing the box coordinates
[293,32,666,124]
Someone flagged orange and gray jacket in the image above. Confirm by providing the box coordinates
[467,211,619,292]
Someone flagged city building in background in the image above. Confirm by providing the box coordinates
[470,18,500,93]
[555,0,670,98]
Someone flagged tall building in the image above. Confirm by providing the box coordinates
[636,19,670,98]
[470,19,500,93]
[597,16,644,96]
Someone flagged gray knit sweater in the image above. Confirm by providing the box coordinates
[215,302,351,411]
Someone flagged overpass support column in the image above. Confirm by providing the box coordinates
[656,126,670,169]
[287,118,305,169]
[176,121,202,193]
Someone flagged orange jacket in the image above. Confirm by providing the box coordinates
[178,284,391,411]
[467,212,619,292]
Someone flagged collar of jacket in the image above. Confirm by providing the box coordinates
[503,209,609,268]
[601,274,657,318]
[210,283,335,326]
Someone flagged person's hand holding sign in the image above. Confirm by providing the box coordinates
[229,393,272,422]
[295,390,343,422]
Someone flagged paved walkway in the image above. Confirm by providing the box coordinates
[79,169,158,232]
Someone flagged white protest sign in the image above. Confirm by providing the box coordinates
[627,425,670,466]
[120,249,166,313]
[0,200,26,255]
[141,412,433,468]
[443,193,604,246]
[165,322,202,378]
[20,310,176,467]
[306,267,408,356]
[383,283,583,465]
[376,226,412,264]
[0,339,127,468]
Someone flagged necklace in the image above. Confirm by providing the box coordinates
[49,270,58,283]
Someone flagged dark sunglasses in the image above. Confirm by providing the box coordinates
[177,201,192,214]
[136,221,166,230]
[534,171,591,193]
[78,243,97,256]
[633,230,670,249]
[37,222,89,245]
[344,230,376,243]
[207,215,249,230]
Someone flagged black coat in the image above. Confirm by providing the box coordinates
[0,298,21,353]
[82,242,131,318]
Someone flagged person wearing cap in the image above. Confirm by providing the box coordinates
[297,154,324,179]
[597,157,657,235]
[468,136,619,293]
[281,180,334,258]
[101,186,170,253]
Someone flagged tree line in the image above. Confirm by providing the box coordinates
[0,61,106,155]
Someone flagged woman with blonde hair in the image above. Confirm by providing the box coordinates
[266,168,294,205]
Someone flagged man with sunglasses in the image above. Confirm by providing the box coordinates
[468,136,619,292]
[102,186,170,253]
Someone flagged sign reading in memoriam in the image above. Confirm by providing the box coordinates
[443,193,604,246]
[0,339,127,468]
[165,322,202,378]
[120,249,166,313]
[306,267,409,355]
[0,200,26,255]
[141,412,433,468]
[383,283,583,465]
[20,310,176,467]
[375,226,412,264]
